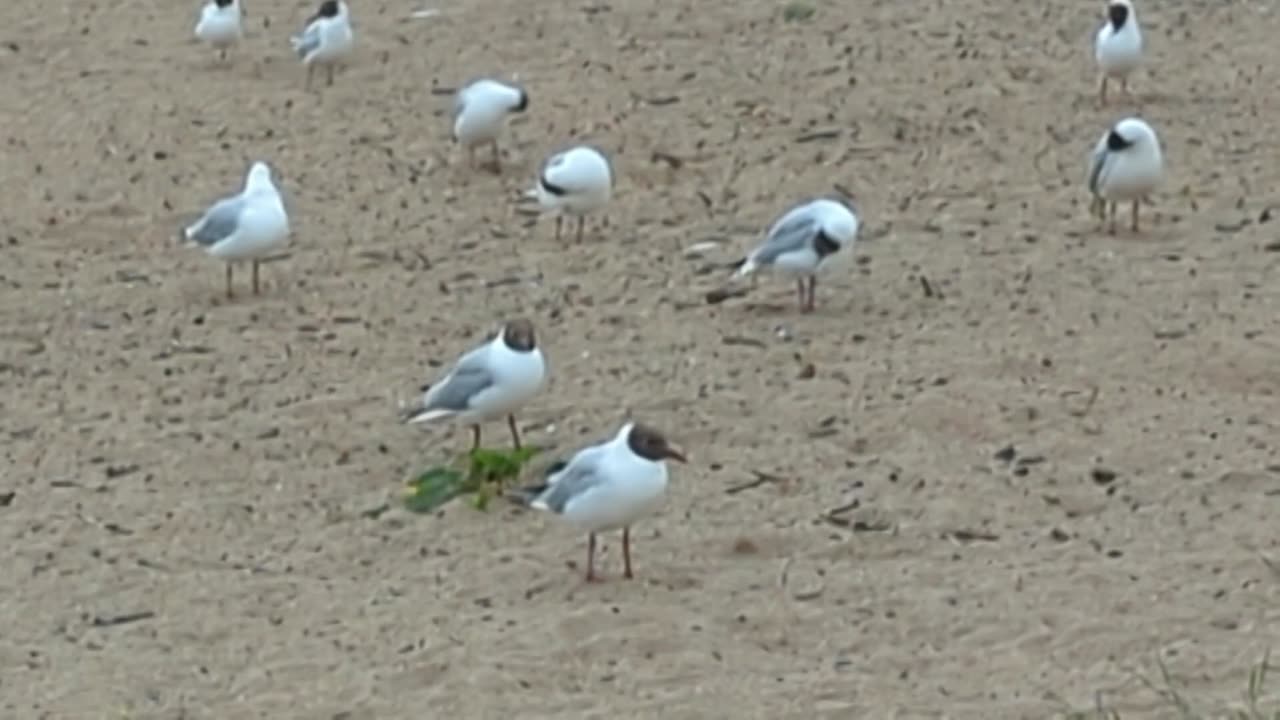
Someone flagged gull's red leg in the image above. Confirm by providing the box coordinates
[622,527,633,579]
[586,533,600,582]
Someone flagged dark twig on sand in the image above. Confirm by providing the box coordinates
[91,611,156,628]
[796,130,840,144]
[706,286,750,305]
[824,500,859,517]
[650,151,684,169]
[945,529,1000,543]
[1064,386,1100,418]
[1261,554,1280,581]
[725,470,784,494]
[920,275,936,298]
[820,500,894,533]
[778,557,824,601]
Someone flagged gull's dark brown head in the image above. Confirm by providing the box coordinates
[501,318,537,352]
[626,423,687,464]
[1108,1,1129,30]
[310,0,340,23]
[1106,129,1132,152]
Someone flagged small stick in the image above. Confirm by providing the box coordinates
[920,275,935,298]
[795,130,841,144]
[823,500,860,517]
[1066,386,1100,418]
[725,470,783,494]
[92,611,156,628]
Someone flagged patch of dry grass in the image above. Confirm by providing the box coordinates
[1058,651,1277,720]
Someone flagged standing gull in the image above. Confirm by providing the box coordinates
[1094,0,1143,104]
[290,0,354,90]
[194,0,244,62]
[402,319,547,451]
[733,195,860,312]
[181,161,290,299]
[1087,117,1163,234]
[453,78,529,173]
[522,422,686,582]
[534,145,613,242]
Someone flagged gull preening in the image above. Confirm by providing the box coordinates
[181,161,290,299]
[733,195,861,312]
[522,421,686,582]
[194,0,244,62]
[534,145,613,242]
[453,78,529,173]
[402,318,547,451]
[1087,117,1164,234]
[1094,0,1143,104]
[290,0,353,90]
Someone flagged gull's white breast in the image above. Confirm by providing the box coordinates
[1095,22,1141,77]
[536,147,612,215]
[304,16,354,65]
[1090,121,1163,203]
[453,81,522,146]
[1095,149,1162,201]
[758,198,859,277]
[196,3,241,45]
[559,449,669,534]
[465,342,547,421]
[208,195,290,262]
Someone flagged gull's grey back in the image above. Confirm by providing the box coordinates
[293,23,321,58]
[188,196,245,246]
[423,362,495,412]
[1087,140,1109,196]
[536,452,606,514]
[753,202,823,265]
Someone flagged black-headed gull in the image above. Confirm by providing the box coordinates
[733,195,860,312]
[1087,117,1163,234]
[522,421,686,582]
[181,161,290,299]
[290,0,353,90]
[194,0,244,63]
[534,145,613,243]
[402,318,547,451]
[1095,0,1143,104]
[453,78,529,173]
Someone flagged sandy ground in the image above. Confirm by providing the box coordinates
[2,0,1280,717]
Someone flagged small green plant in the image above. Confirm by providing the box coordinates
[403,445,542,513]
[1057,650,1276,720]
[782,1,815,22]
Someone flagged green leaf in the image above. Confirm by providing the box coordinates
[404,445,544,515]
[472,483,493,511]
[468,446,542,486]
[403,466,466,514]
[782,2,814,22]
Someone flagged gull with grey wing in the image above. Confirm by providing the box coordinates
[520,422,686,582]
[402,319,547,451]
[733,195,860,312]
[1087,117,1163,233]
[290,0,353,89]
[453,78,529,173]
[181,161,290,299]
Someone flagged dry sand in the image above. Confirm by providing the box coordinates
[2,0,1280,717]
